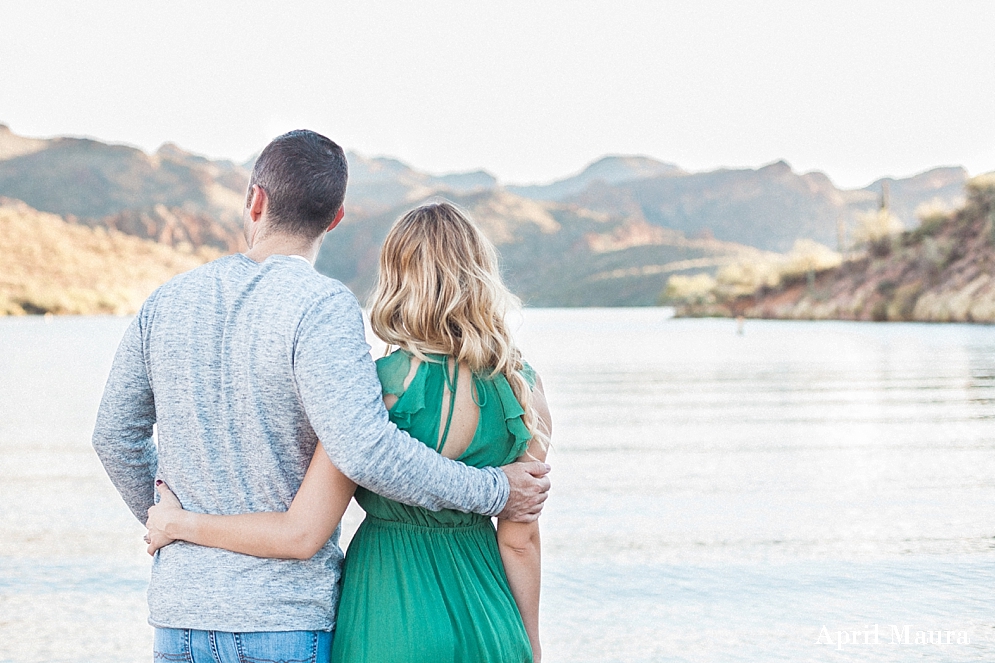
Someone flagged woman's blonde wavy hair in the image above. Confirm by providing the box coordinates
[369,199,546,450]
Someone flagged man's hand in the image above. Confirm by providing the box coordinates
[497,461,551,522]
[145,480,182,555]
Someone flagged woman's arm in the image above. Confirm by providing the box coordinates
[146,441,356,560]
[497,375,552,662]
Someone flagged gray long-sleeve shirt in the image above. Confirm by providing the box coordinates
[91,253,509,632]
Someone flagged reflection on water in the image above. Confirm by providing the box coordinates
[2,311,995,662]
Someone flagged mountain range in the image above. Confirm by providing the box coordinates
[0,124,975,311]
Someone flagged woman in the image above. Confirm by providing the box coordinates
[146,200,551,663]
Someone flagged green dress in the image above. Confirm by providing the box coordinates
[330,350,535,663]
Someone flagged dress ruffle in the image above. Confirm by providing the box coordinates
[375,349,412,396]
[493,375,533,464]
[387,360,429,430]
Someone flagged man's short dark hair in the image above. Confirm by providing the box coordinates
[248,130,348,238]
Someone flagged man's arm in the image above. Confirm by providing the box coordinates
[294,292,547,518]
[92,312,158,524]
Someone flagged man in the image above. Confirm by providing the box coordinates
[92,130,550,661]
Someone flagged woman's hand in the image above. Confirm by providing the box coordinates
[146,480,183,555]
[136,443,355,560]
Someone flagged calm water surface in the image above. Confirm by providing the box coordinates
[2,310,995,662]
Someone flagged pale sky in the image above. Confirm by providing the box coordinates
[1,1,993,188]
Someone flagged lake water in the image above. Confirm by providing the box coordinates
[2,310,995,662]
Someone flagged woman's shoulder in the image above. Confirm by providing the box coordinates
[463,360,537,466]
[471,360,537,392]
[375,349,412,396]
[376,349,454,394]
[519,360,537,388]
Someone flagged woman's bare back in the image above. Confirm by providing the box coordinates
[383,356,480,460]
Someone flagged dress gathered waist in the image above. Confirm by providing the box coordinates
[363,513,492,532]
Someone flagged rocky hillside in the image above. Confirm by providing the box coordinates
[0,198,220,315]
[0,125,247,252]
[675,174,995,322]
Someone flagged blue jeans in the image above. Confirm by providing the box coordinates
[153,628,333,663]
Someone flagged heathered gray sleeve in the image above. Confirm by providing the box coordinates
[91,311,158,524]
[294,291,510,516]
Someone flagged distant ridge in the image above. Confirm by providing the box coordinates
[0,136,248,221]
[0,124,47,160]
[345,151,498,214]
[508,155,682,201]
[563,160,967,252]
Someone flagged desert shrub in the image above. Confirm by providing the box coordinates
[966,172,995,200]
[719,240,840,294]
[779,239,842,277]
[876,280,897,296]
[714,260,781,298]
[869,236,895,258]
[887,282,923,321]
[661,273,717,305]
[968,174,995,241]
[871,300,889,322]
[917,237,947,276]
[965,173,995,230]
[942,242,965,269]
[854,209,904,246]
[909,205,949,243]
[664,240,842,304]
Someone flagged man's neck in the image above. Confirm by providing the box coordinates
[244,233,323,265]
